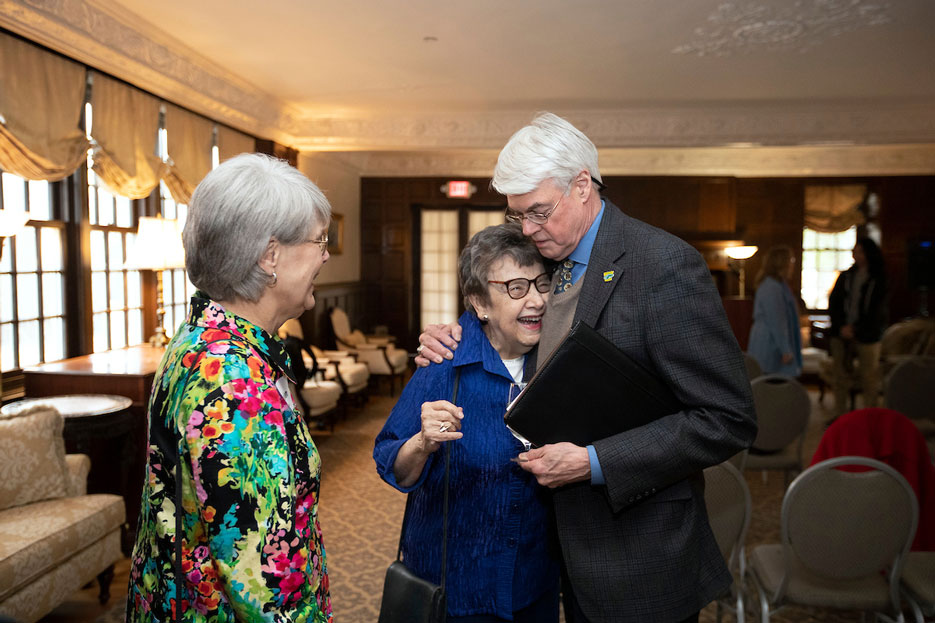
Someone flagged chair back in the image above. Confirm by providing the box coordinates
[703,461,751,572]
[329,307,366,347]
[743,353,763,381]
[885,356,935,421]
[780,457,917,608]
[750,375,810,452]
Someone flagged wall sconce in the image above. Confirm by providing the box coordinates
[125,216,186,347]
[725,245,758,297]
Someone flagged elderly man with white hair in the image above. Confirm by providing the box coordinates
[417,113,757,623]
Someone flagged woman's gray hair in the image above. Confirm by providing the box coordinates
[492,112,602,196]
[183,153,331,302]
[459,222,543,313]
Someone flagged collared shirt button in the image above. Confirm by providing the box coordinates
[508,537,517,547]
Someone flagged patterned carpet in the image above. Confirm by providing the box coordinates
[75,387,895,623]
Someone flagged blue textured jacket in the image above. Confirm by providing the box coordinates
[373,312,559,619]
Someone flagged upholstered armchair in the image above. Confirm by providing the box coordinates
[0,405,124,623]
[329,307,408,394]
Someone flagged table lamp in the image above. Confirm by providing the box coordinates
[725,245,758,298]
[0,209,31,404]
[125,216,185,346]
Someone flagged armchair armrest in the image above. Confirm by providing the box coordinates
[64,453,91,496]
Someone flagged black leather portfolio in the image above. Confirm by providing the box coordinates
[504,321,681,447]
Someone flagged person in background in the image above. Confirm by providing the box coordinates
[374,223,560,623]
[415,113,756,623]
[828,237,888,417]
[128,154,333,622]
[747,245,803,377]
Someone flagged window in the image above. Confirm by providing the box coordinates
[420,210,459,328]
[0,172,67,371]
[85,103,144,352]
[801,227,857,310]
[158,180,194,337]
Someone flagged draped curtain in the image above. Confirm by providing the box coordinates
[90,73,163,199]
[804,184,867,233]
[217,124,255,163]
[162,104,214,204]
[0,32,89,181]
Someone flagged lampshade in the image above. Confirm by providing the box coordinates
[125,216,186,270]
[725,245,758,260]
[0,209,30,238]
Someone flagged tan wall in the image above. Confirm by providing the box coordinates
[298,153,361,284]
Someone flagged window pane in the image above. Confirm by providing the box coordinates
[90,230,106,270]
[109,271,125,309]
[97,187,115,226]
[15,273,39,320]
[91,271,107,312]
[108,231,124,268]
[110,310,126,349]
[43,317,64,362]
[2,172,26,210]
[0,238,10,271]
[1,323,15,371]
[14,226,37,272]
[128,309,143,345]
[88,175,98,225]
[0,275,12,322]
[174,270,186,304]
[27,180,50,220]
[93,312,108,352]
[42,273,63,316]
[127,270,141,307]
[39,227,63,271]
[18,319,40,368]
[115,195,132,228]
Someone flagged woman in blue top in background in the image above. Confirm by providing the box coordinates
[373,223,559,622]
[747,245,803,377]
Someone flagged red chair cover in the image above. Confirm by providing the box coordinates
[811,408,935,551]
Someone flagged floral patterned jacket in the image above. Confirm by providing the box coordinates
[128,294,332,623]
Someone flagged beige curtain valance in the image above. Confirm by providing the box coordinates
[804,184,867,233]
[90,73,163,199]
[162,104,213,204]
[217,124,255,163]
[0,33,89,181]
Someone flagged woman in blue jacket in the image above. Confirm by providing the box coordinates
[747,245,803,377]
[374,223,559,622]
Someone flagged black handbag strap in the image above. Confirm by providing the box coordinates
[396,367,460,592]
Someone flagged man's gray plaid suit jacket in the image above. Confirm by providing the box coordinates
[546,201,757,622]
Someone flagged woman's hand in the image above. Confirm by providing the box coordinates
[417,400,463,453]
[841,324,855,340]
[393,400,463,487]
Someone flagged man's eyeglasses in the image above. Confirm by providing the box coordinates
[503,176,604,226]
[306,235,328,253]
[487,272,551,300]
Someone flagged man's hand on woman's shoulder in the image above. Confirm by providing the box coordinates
[415,321,463,366]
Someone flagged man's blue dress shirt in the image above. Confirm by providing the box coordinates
[374,311,559,619]
[563,201,608,485]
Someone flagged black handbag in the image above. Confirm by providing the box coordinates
[377,369,459,623]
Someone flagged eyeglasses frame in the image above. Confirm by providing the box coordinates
[487,271,552,300]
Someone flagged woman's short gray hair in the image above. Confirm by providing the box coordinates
[183,153,331,302]
[492,112,602,196]
[459,222,544,313]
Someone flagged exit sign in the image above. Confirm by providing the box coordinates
[442,180,476,199]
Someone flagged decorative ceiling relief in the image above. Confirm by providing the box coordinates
[673,0,892,56]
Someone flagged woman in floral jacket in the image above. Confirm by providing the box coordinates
[127,154,333,622]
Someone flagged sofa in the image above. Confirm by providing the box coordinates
[0,405,125,623]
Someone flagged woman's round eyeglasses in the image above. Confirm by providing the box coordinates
[487,272,551,299]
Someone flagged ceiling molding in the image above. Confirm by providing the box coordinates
[0,0,294,142]
[335,144,935,178]
[292,102,935,152]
